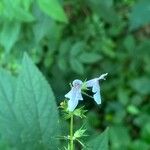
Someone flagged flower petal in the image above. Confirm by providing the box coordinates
[77,90,83,101]
[65,90,72,99]
[86,79,95,87]
[92,82,101,104]
[98,73,108,80]
[92,82,100,93]
[68,98,78,111]
[93,91,101,104]
[65,79,83,111]
[86,73,107,105]
[67,89,83,111]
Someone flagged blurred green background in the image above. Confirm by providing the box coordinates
[0,0,150,149]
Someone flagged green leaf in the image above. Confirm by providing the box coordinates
[33,7,55,43]
[70,42,85,57]
[0,54,61,150]
[79,52,102,64]
[0,69,20,146]
[85,128,109,150]
[141,122,150,142]
[0,22,20,53]
[2,0,34,22]
[109,126,130,149]
[117,88,129,105]
[123,35,135,52]
[134,114,150,127]
[0,139,17,150]
[37,0,68,23]
[127,105,140,115]
[130,77,150,95]
[70,59,84,75]
[131,140,150,150]
[14,8,35,22]
[0,1,4,14]
[15,53,60,149]
[21,0,33,10]
[87,0,118,24]
[129,0,150,30]
[136,40,150,56]
[74,127,87,139]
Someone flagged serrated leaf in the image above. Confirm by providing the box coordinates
[129,0,150,30]
[85,128,109,150]
[79,52,102,64]
[0,22,20,53]
[15,53,60,149]
[0,69,20,147]
[37,0,68,23]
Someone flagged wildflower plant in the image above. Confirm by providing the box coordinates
[60,73,108,150]
[0,53,109,150]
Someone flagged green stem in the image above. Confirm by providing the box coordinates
[70,114,74,150]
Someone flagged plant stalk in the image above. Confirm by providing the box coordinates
[70,113,74,150]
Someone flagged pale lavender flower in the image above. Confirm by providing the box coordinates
[65,79,83,111]
[86,73,108,104]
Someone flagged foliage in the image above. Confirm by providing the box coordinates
[0,0,150,149]
[0,54,109,149]
[0,54,60,149]
[84,128,109,150]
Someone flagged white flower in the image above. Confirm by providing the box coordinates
[86,73,108,104]
[65,79,83,111]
